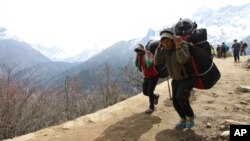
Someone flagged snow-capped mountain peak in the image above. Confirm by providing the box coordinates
[31,44,71,61]
[192,3,250,47]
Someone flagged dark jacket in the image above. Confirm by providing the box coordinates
[232,42,240,52]
[154,41,190,80]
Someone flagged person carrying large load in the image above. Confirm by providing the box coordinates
[154,18,221,129]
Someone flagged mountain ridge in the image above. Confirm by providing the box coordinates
[0,38,51,72]
[1,4,250,63]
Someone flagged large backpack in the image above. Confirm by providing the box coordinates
[174,18,220,89]
[185,44,221,89]
[243,42,248,48]
[145,40,169,78]
[145,40,159,55]
[185,28,221,89]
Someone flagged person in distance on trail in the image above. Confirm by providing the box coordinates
[134,44,159,114]
[232,39,241,62]
[221,42,229,58]
[240,41,247,56]
[210,45,216,60]
[154,28,196,129]
[216,44,222,58]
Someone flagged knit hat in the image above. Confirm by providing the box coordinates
[134,44,145,53]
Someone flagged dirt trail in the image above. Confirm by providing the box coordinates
[5,56,250,141]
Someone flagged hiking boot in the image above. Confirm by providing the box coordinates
[154,94,160,105]
[186,116,195,129]
[145,107,155,114]
[175,118,186,129]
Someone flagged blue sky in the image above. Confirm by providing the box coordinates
[0,0,249,57]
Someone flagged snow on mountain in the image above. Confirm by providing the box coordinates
[31,43,104,62]
[193,3,250,46]
[0,26,108,63]
[44,3,250,61]
[0,26,23,41]
[2,3,250,63]
[31,44,71,61]
[65,47,103,63]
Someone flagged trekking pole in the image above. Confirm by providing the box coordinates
[167,77,172,100]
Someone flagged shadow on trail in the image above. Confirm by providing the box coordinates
[94,112,161,141]
[155,129,205,141]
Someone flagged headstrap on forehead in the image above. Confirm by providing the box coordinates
[135,44,144,48]
[160,32,174,40]
[134,44,145,53]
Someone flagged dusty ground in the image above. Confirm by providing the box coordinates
[5,56,250,141]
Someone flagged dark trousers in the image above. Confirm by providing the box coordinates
[172,79,194,119]
[143,76,158,109]
[240,49,246,56]
[221,50,226,58]
[233,51,240,62]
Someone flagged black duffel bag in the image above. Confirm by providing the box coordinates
[155,64,169,79]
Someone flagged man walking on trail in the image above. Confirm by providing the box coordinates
[221,42,228,58]
[134,44,159,114]
[240,41,247,56]
[154,28,195,129]
[232,39,241,62]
